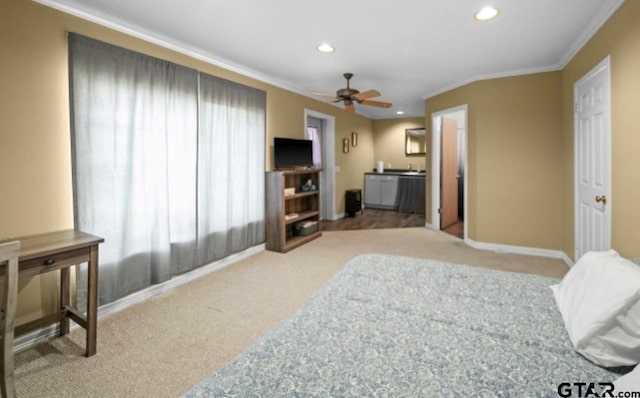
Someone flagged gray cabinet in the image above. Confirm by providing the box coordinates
[364,175,381,207]
[364,174,398,210]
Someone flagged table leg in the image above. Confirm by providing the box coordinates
[86,245,99,357]
[60,267,70,336]
[1,251,19,398]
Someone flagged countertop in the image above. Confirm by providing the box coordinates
[365,170,426,177]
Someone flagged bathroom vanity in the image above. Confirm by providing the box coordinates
[363,170,425,213]
[364,174,399,210]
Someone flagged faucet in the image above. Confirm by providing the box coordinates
[408,163,412,170]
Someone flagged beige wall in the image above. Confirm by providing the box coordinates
[372,118,426,171]
[425,1,640,261]
[335,119,375,213]
[425,72,564,250]
[0,0,372,323]
[561,0,640,259]
[4,0,639,326]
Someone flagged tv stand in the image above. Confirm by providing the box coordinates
[265,169,322,252]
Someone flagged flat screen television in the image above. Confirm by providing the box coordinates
[274,137,313,169]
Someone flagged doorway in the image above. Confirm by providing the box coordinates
[574,56,611,260]
[431,105,468,239]
[304,109,337,221]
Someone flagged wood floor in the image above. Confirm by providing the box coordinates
[443,220,464,239]
[321,209,464,240]
[321,209,425,231]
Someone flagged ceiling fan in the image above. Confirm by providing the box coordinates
[314,73,392,113]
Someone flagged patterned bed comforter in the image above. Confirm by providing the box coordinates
[186,253,620,397]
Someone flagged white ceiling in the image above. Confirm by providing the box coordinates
[39,0,624,119]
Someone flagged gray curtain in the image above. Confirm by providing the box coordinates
[69,34,265,306]
[305,126,322,168]
[196,73,265,265]
[396,177,426,214]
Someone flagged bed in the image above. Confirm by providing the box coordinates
[185,253,632,397]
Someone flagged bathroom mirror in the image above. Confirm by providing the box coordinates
[405,128,426,155]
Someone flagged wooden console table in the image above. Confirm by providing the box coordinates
[0,230,104,397]
[7,230,104,355]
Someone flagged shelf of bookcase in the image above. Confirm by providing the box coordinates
[284,190,319,200]
[282,231,322,252]
[284,210,319,225]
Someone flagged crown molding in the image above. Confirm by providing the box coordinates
[36,0,388,118]
[33,0,316,101]
[35,0,624,120]
[423,64,561,100]
[423,0,625,101]
[558,0,625,68]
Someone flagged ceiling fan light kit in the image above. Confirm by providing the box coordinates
[314,73,392,113]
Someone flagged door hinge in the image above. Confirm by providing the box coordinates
[574,102,578,113]
[438,208,442,214]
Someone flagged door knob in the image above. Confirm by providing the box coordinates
[595,195,607,204]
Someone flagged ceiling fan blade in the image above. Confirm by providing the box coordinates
[353,89,380,101]
[345,103,355,113]
[361,99,392,108]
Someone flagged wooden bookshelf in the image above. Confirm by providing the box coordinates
[266,169,322,252]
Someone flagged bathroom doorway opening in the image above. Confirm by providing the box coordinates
[304,109,337,221]
[431,105,467,240]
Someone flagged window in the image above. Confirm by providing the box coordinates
[69,34,265,305]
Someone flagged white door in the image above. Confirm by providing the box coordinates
[574,56,611,260]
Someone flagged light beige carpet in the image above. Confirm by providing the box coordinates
[13,228,568,397]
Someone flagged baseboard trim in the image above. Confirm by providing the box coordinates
[464,238,573,268]
[14,243,265,352]
[14,325,60,353]
[423,225,573,267]
[424,222,433,229]
[99,243,265,318]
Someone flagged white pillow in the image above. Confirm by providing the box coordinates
[615,363,640,390]
[550,250,640,367]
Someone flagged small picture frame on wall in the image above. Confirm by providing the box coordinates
[343,138,350,153]
[351,132,358,147]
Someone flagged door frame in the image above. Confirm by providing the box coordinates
[304,108,337,220]
[430,104,468,239]
[573,55,612,260]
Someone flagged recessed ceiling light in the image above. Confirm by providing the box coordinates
[396,111,405,115]
[316,43,335,53]
[474,6,500,21]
